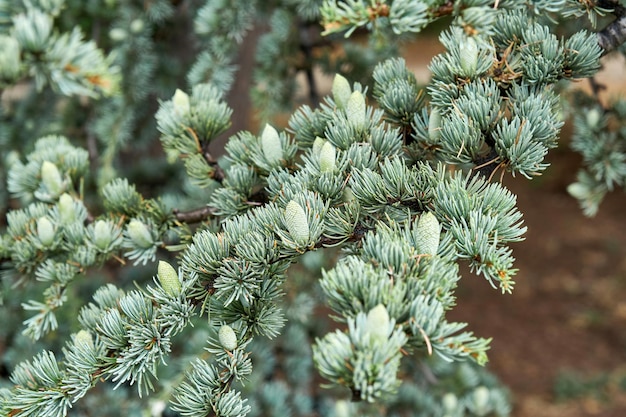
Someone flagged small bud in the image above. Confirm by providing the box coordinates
[585,108,601,128]
[459,37,479,77]
[312,137,326,157]
[0,35,21,81]
[442,393,458,413]
[334,400,351,417]
[130,19,144,34]
[342,186,355,203]
[346,90,366,128]
[151,401,167,417]
[93,220,113,250]
[58,193,76,223]
[284,200,310,244]
[261,124,283,165]
[416,212,440,256]
[108,28,127,41]
[172,89,190,116]
[428,108,442,141]
[37,217,55,247]
[567,182,590,200]
[98,165,117,188]
[127,219,154,249]
[74,330,94,349]
[472,386,490,413]
[5,151,20,168]
[365,304,390,343]
[41,161,64,197]
[319,141,336,173]
[474,350,489,366]
[218,325,237,351]
[332,74,352,109]
[157,260,181,296]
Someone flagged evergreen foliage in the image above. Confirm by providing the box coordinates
[567,95,626,215]
[0,1,624,416]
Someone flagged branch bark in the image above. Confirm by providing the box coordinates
[202,148,225,183]
[173,205,218,223]
[597,0,626,53]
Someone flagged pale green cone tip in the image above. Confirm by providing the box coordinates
[284,200,310,244]
[58,193,76,223]
[342,186,355,203]
[585,108,601,128]
[459,37,478,77]
[218,325,237,351]
[567,182,590,200]
[442,393,458,413]
[473,386,490,411]
[158,260,181,296]
[109,28,127,42]
[319,141,336,173]
[172,89,190,116]
[416,212,440,256]
[346,90,366,127]
[75,330,94,349]
[93,220,113,250]
[334,400,351,417]
[37,217,55,247]
[41,161,64,196]
[365,304,390,342]
[312,137,326,157]
[332,74,351,109]
[127,219,154,249]
[261,124,283,164]
[130,19,144,34]
[0,35,20,79]
[428,108,442,141]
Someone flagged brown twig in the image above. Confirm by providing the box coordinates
[202,148,225,183]
[173,205,218,223]
[185,126,226,183]
[314,223,370,248]
[472,147,501,180]
[433,1,454,18]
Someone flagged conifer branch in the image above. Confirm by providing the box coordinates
[0,1,621,416]
[202,147,225,183]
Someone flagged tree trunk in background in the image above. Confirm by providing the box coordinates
[210,26,265,158]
